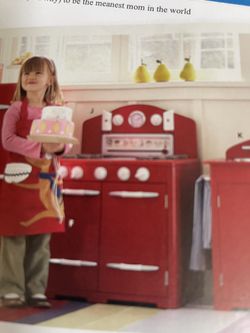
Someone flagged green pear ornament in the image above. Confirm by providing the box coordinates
[134,59,151,83]
[153,60,171,82]
[180,57,196,81]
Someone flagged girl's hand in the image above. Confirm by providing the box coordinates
[42,142,65,154]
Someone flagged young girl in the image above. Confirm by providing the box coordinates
[0,56,71,308]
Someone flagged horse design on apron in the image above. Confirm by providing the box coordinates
[11,156,64,227]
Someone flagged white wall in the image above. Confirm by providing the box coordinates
[239,34,250,81]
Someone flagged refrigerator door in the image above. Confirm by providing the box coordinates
[0,83,16,172]
[0,83,16,104]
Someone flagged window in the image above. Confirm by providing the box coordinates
[0,27,243,84]
[130,32,241,81]
[9,35,31,63]
[8,34,52,65]
[59,34,115,84]
[34,35,51,57]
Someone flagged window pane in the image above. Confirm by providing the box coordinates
[63,36,112,74]
[136,34,181,69]
[183,39,197,62]
[201,38,225,49]
[226,38,233,49]
[20,36,29,54]
[88,44,111,72]
[201,51,225,68]
[34,36,50,56]
[65,44,88,70]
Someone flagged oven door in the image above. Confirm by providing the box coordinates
[99,182,168,297]
[48,181,101,296]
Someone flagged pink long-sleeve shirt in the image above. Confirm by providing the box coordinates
[2,101,72,158]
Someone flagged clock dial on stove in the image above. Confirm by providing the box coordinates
[128,111,146,128]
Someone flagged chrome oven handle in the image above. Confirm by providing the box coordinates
[106,262,159,272]
[49,258,98,267]
[62,188,100,196]
[109,191,159,198]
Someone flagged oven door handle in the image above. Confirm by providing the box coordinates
[49,258,98,267]
[62,188,100,196]
[109,191,159,198]
[106,262,159,272]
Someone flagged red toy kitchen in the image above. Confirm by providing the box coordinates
[47,104,200,309]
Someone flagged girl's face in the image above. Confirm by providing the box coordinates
[21,64,52,95]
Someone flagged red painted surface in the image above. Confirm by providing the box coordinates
[0,83,16,104]
[226,140,250,160]
[82,104,198,158]
[209,160,250,310]
[0,83,16,173]
[48,158,200,308]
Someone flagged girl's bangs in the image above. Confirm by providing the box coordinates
[22,57,47,73]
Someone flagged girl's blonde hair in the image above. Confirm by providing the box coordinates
[12,56,63,104]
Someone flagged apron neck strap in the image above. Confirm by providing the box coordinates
[20,98,29,120]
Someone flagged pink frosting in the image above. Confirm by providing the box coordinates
[30,119,74,137]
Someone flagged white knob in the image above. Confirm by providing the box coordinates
[57,166,68,179]
[68,219,75,228]
[117,167,131,181]
[135,167,150,182]
[150,114,162,126]
[70,166,84,179]
[94,167,107,180]
[112,114,124,126]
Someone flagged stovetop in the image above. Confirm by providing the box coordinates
[63,153,189,160]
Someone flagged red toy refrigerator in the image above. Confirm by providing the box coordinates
[209,140,250,310]
[0,83,16,174]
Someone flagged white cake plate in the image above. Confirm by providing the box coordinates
[28,134,79,145]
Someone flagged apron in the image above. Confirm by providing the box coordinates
[0,99,65,236]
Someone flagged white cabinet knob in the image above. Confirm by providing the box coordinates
[68,219,75,228]
[70,166,84,179]
[150,114,162,126]
[135,167,150,182]
[94,167,107,180]
[57,166,68,179]
[112,114,124,126]
[117,167,131,181]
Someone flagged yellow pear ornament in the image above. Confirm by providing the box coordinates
[180,58,196,81]
[153,60,171,82]
[134,59,151,83]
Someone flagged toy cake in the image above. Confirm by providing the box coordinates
[29,106,78,144]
